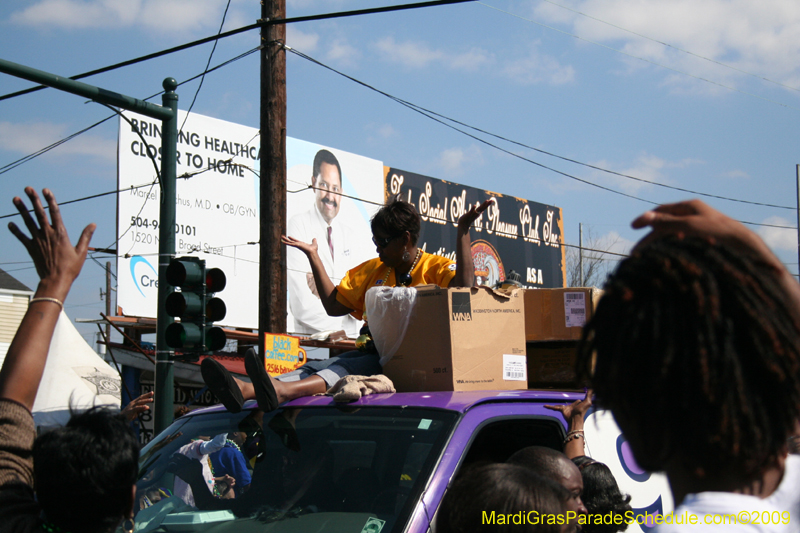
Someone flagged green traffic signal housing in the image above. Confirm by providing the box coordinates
[164,257,227,358]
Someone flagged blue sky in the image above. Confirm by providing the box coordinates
[2,0,800,345]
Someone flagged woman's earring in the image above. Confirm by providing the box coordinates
[402,249,411,262]
[123,518,135,533]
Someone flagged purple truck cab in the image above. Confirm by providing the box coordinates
[133,391,672,533]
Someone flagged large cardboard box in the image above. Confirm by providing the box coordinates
[527,341,584,389]
[382,285,527,392]
[523,287,602,342]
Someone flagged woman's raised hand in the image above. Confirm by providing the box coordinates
[8,187,95,299]
[281,235,318,257]
[457,198,495,233]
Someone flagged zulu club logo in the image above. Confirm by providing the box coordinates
[451,293,472,322]
[130,256,158,297]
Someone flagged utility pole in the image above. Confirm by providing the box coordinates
[796,165,800,272]
[105,262,112,344]
[259,0,288,344]
[578,223,584,287]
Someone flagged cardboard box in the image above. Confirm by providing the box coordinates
[523,287,602,342]
[381,285,527,392]
[526,341,584,389]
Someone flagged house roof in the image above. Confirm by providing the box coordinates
[0,268,32,293]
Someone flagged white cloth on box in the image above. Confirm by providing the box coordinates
[327,374,396,402]
[365,286,418,366]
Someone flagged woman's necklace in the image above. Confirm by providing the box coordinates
[382,248,422,287]
[225,439,241,452]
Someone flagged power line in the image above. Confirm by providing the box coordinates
[0,0,475,103]
[0,182,160,220]
[179,0,232,135]
[0,116,115,176]
[287,47,798,229]
[478,2,800,113]
[0,46,260,178]
[288,47,659,207]
[395,98,795,210]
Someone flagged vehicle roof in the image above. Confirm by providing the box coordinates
[189,389,586,416]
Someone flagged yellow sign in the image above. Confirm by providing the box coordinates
[262,333,307,376]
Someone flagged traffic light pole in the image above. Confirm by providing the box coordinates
[155,79,179,435]
[0,58,179,435]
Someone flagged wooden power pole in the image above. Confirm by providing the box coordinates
[259,0,288,343]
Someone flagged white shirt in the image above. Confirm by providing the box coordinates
[286,205,370,337]
[653,454,800,532]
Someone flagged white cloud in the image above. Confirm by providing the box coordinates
[757,216,797,252]
[590,230,635,273]
[364,122,397,143]
[0,121,115,162]
[375,124,396,138]
[438,145,483,176]
[375,37,444,68]
[287,26,320,52]
[598,230,635,257]
[534,0,800,91]
[326,39,360,67]
[287,0,347,8]
[502,49,575,85]
[10,0,249,33]
[719,169,750,179]
[590,153,667,194]
[374,37,493,72]
[587,153,704,194]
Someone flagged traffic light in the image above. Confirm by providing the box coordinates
[164,257,227,359]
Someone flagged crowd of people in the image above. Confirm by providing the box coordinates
[0,185,799,533]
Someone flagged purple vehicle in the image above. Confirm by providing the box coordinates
[133,391,672,533]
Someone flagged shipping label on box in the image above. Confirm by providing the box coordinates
[382,285,527,392]
[524,287,602,342]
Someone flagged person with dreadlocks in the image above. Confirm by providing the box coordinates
[576,199,800,532]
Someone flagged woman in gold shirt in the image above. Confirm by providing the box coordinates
[202,197,492,412]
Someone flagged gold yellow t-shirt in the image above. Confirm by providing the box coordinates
[335,252,457,320]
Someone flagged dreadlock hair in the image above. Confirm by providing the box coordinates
[576,234,800,483]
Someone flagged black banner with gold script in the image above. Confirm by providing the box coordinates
[384,167,565,288]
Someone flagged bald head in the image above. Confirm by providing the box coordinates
[508,446,587,529]
[509,446,567,475]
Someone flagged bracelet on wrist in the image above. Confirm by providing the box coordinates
[564,432,585,445]
[29,297,64,310]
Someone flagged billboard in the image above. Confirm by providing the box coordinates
[117,112,383,334]
[385,167,565,288]
[285,138,384,337]
[117,110,261,328]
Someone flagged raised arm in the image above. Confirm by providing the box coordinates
[545,389,593,459]
[0,188,95,411]
[450,199,494,288]
[281,235,353,317]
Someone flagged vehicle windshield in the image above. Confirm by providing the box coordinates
[132,405,458,533]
